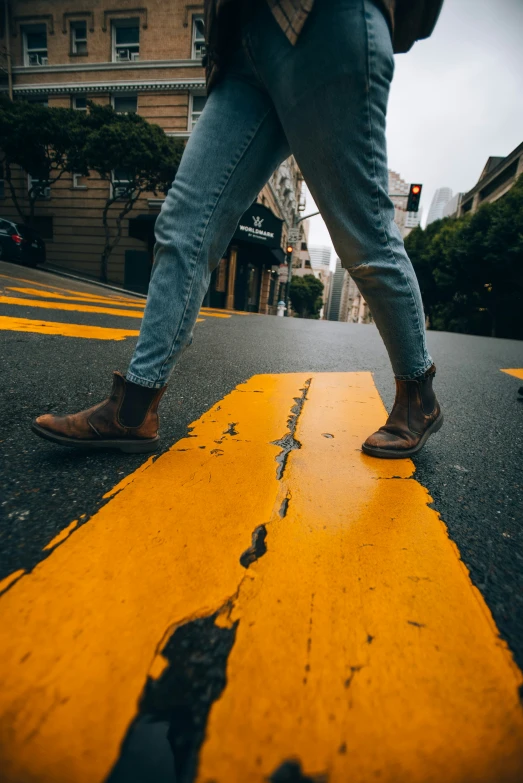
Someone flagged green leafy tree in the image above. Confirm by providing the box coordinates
[405,177,523,339]
[0,95,86,225]
[82,102,184,281]
[289,274,324,318]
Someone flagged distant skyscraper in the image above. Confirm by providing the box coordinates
[327,258,349,321]
[442,192,463,218]
[426,187,453,225]
[309,245,332,271]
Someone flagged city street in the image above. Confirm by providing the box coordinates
[1,259,523,782]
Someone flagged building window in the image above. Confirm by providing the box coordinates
[23,24,48,66]
[112,168,132,200]
[19,94,49,107]
[113,94,138,114]
[71,21,88,55]
[28,175,50,200]
[112,19,140,62]
[72,95,87,111]
[190,94,206,129]
[72,173,88,189]
[192,15,205,59]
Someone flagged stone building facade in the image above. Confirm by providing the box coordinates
[0,0,306,314]
[458,141,523,218]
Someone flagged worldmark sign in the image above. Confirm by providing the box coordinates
[233,203,283,249]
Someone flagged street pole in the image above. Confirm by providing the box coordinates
[284,246,293,316]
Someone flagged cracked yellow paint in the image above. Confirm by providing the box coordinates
[501,368,523,380]
[0,373,309,783]
[197,374,523,782]
[0,373,522,783]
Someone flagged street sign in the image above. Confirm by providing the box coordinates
[287,228,301,244]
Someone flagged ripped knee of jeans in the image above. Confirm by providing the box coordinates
[340,258,369,275]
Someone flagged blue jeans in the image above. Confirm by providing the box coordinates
[127,0,433,389]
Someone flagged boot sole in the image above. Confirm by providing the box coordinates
[361,411,444,460]
[31,422,159,454]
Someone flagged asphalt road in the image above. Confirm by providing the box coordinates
[1,259,523,783]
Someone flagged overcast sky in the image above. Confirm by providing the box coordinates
[305,0,523,268]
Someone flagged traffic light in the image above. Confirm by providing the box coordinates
[286,245,294,255]
[406,183,422,212]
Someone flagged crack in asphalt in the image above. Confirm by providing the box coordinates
[271,379,312,481]
[239,524,268,568]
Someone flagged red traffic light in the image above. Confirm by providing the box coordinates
[407,183,423,213]
[286,245,294,254]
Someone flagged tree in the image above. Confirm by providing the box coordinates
[82,102,184,282]
[0,96,86,226]
[289,274,324,318]
[405,176,523,339]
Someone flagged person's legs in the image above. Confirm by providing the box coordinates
[243,0,433,381]
[241,0,442,457]
[32,45,291,451]
[127,50,291,388]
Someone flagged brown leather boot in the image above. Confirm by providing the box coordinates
[31,372,167,453]
[362,364,443,459]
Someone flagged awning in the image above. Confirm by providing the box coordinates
[233,202,283,249]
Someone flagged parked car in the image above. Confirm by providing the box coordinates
[0,219,46,267]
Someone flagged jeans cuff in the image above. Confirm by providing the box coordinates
[394,359,434,382]
[126,371,166,390]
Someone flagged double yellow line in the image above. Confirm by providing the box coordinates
[0,273,246,341]
[1,372,522,782]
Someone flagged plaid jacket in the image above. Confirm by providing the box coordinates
[202,0,444,94]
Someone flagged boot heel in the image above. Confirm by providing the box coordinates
[118,438,159,454]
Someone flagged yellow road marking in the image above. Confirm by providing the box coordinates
[0,295,145,319]
[1,373,522,783]
[0,372,304,782]
[0,569,25,595]
[200,307,244,316]
[1,293,231,319]
[0,316,140,340]
[501,368,523,380]
[0,315,203,338]
[6,287,146,308]
[102,456,156,499]
[197,310,231,318]
[0,273,137,303]
[197,374,523,782]
[42,521,79,551]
